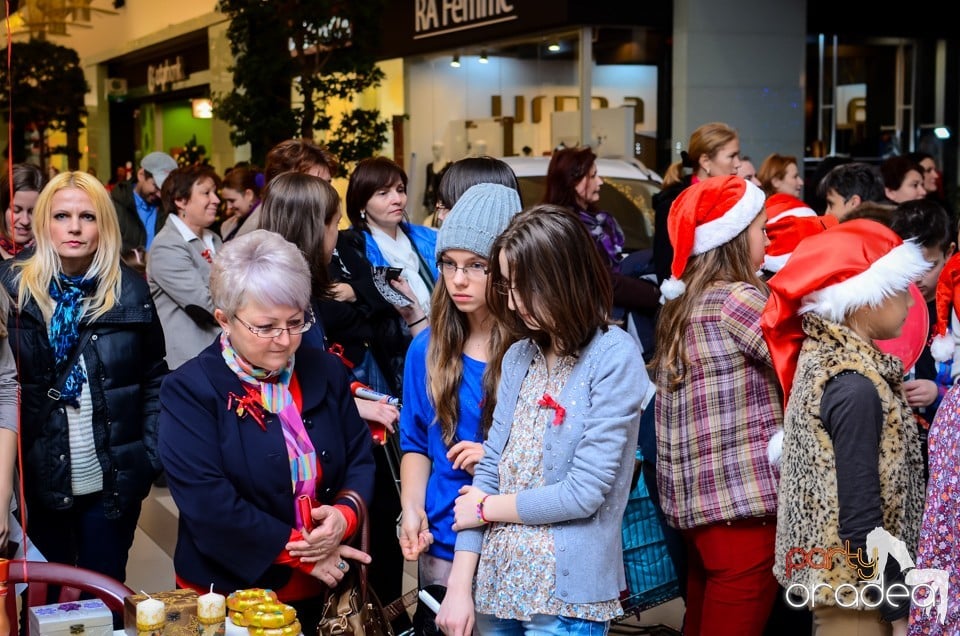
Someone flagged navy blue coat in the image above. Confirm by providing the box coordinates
[158,339,375,592]
[0,261,167,518]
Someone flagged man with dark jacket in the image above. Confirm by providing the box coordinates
[111,151,178,252]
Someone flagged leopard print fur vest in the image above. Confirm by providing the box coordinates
[773,313,923,608]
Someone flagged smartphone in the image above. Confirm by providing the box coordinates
[385,267,404,282]
[297,495,315,532]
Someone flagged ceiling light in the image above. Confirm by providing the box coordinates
[548,42,561,52]
[450,55,461,68]
[934,126,951,140]
[479,51,488,64]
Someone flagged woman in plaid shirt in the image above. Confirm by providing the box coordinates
[652,175,782,635]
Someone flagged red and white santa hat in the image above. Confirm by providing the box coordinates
[930,254,960,361]
[762,218,930,402]
[762,193,838,273]
[661,175,766,300]
[760,219,929,465]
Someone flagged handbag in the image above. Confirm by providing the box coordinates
[317,490,395,636]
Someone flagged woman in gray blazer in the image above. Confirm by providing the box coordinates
[436,206,647,636]
[147,165,223,369]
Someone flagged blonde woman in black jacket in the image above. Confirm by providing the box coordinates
[0,171,168,583]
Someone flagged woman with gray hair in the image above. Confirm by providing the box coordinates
[158,229,375,635]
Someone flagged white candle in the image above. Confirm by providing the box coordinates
[136,598,166,628]
[197,589,226,622]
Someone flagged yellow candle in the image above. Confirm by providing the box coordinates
[197,590,226,622]
[136,598,165,629]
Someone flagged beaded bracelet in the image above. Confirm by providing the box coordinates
[476,495,491,524]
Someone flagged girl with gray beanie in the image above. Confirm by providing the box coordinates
[398,182,522,620]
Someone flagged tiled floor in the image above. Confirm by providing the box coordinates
[126,484,685,633]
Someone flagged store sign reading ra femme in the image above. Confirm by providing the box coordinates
[414,0,517,39]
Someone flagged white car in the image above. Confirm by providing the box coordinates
[500,156,662,253]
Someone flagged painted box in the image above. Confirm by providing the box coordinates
[29,599,113,636]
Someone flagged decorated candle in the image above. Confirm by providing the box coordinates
[197,585,226,636]
[136,597,165,636]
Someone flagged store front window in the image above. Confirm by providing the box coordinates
[400,27,662,221]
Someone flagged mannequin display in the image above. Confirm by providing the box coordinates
[423,141,451,215]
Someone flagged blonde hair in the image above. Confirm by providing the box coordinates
[662,122,739,188]
[14,171,122,324]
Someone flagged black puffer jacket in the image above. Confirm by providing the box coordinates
[652,175,694,284]
[0,261,168,518]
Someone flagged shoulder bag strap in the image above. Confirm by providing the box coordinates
[36,329,93,424]
[335,490,369,597]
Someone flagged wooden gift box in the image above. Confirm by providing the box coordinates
[29,599,113,636]
[123,589,199,636]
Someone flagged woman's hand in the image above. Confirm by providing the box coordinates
[398,508,433,561]
[308,544,372,588]
[331,282,357,303]
[904,379,938,408]
[435,584,475,636]
[389,276,417,307]
[355,398,399,438]
[286,505,347,561]
[447,441,484,475]
[451,485,488,531]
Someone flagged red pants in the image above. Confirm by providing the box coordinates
[681,517,778,636]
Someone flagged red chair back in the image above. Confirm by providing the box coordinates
[2,560,133,634]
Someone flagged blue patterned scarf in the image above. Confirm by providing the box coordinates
[48,274,97,407]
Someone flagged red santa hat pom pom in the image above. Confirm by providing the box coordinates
[767,428,784,467]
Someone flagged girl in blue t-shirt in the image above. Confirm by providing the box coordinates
[399,181,521,590]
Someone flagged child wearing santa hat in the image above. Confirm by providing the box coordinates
[760,219,929,635]
[652,175,782,635]
[761,192,838,277]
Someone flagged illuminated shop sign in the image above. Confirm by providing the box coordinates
[147,56,187,94]
[414,0,517,39]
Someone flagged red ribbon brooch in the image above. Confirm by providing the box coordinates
[227,386,266,431]
[327,343,355,370]
[538,393,566,426]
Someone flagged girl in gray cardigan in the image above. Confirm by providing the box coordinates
[435,205,646,636]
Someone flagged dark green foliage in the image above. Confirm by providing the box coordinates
[0,39,89,169]
[215,0,389,174]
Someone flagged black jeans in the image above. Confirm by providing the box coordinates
[26,491,141,585]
